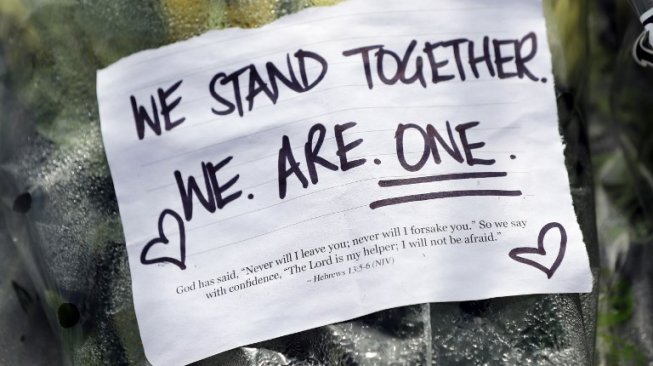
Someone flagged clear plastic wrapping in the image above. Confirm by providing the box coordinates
[0,1,598,364]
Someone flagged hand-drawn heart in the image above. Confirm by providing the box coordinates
[140,209,187,270]
[509,222,566,279]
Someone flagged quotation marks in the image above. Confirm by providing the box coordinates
[141,209,187,270]
[509,222,567,279]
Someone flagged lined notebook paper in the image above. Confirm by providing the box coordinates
[97,0,592,364]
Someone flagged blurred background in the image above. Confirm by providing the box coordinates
[588,0,653,364]
[1,0,653,364]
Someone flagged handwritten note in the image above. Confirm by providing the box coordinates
[97,0,593,364]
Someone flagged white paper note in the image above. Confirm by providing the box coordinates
[97,0,593,364]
